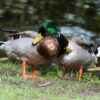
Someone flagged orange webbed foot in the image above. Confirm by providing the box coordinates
[31,65,43,79]
[22,61,43,79]
[32,75,43,79]
[22,73,32,78]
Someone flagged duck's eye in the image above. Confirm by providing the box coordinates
[12,35,21,40]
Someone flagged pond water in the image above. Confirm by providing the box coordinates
[0,0,100,41]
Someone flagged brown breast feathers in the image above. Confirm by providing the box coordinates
[37,35,60,59]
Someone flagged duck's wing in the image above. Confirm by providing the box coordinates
[65,36,94,50]
[6,31,38,40]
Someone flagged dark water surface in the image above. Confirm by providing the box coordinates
[0,0,100,41]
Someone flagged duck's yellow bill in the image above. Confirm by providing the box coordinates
[66,47,72,53]
[33,34,43,45]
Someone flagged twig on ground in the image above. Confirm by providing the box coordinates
[38,81,51,87]
[0,57,9,61]
[87,67,100,71]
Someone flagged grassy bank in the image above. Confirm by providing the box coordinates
[0,60,100,100]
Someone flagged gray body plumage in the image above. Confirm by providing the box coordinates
[54,36,97,68]
[0,31,98,68]
[0,31,49,65]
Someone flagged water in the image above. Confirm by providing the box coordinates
[0,0,100,40]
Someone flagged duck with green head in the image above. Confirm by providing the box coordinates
[33,21,99,80]
[0,23,71,79]
[0,30,68,79]
[33,21,72,54]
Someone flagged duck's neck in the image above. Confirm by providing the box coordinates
[57,34,68,56]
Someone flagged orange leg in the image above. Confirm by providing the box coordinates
[65,67,68,77]
[32,65,43,79]
[79,68,83,80]
[22,61,32,78]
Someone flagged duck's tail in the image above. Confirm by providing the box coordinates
[0,42,4,45]
[88,45,100,57]
[0,39,7,46]
[0,29,17,45]
[95,45,100,57]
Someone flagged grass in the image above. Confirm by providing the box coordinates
[0,60,100,100]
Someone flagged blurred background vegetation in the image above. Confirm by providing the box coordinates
[0,0,100,44]
[0,0,100,33]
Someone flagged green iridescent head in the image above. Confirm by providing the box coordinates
[33,21,60,45]
[38,21,60,38]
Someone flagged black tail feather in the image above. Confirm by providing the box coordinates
[0,42,4,46]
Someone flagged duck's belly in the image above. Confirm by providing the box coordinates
[1,38,49,65]
[12,51,49,65]
[58,53,83,68]
[58,51,96,68]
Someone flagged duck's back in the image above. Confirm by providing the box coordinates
[55,37,97,68]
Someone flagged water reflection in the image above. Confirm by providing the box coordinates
[0,0,100,40]
[60,26,96,41]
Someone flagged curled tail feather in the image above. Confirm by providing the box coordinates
[96,46,100,57]
[0,39,7,46]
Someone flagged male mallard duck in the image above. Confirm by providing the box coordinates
[0,31,63,78]
[54,36,100,80]
[33,21,71,54]
[33,21,99,80]
[0,22,71,79]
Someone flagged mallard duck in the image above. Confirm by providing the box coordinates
[33,21,71,54]
[33,21,99,80]
[54,36,100,80]
[0,22,71,79]
[0,31,62,78]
